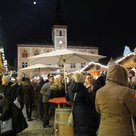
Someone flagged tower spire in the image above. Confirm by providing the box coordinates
[54,0,65,25]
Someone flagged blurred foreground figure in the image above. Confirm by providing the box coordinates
[95,64,136,136]
[0,95,28,136]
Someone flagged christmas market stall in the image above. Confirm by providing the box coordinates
[81,62,107,77]
[116,52,136,69]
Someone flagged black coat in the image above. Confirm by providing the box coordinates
[34,79,45,102]
[0,97,11,121]
[68,81,96,136]
[11,103,28,133]
[21,81,34,104]
[93,74,106,93]
[3,82,18,102]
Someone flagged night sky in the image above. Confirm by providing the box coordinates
[0,0,136,66]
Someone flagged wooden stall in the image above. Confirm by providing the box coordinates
[81,62,107,77]
[116,53,136,68]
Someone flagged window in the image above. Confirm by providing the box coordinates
[81,63,86,68]
[70,63,75,68]
[22,50,28,58]
[59,64,64,68]
[34,50,39,55]
[22,62,28,68]
[59,30,62,36]
[25,62,28,67]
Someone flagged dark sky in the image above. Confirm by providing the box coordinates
[0,0,136,66]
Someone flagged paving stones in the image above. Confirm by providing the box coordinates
[17,119,54,136]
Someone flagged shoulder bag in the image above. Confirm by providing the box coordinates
[0,118,13,135]
[68,92,77,127]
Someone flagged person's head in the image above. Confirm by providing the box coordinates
[128,70,135,79]
[22,76,26,81]
[72,72,84,83]
[85,74,94,84]
[2,75,11,86]
[54,75,61,85]
[47,73,52,79]
[106,64,128,86]
[48,75,54,83]
[38,76,44,83]
[25,77,30,83]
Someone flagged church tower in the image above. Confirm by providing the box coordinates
[52,0,67,50]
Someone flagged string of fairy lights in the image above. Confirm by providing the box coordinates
[0,47,8,71]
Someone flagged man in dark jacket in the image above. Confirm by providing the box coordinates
[21,77,34,121]
[35,77,45,120]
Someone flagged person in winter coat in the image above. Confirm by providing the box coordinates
[93,71,106,93]
[40,75,54,128]
[21,77,34,121]
[84,74,100,133]
[43,75,65,128]
[16,79,24,110]
[35,77,45,120]
[2,75,18,102]
[95,64,136,136]
[84,74,95,108]
[0,95,28,136]
[68,72,96,136]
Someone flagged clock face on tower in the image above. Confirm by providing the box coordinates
[56,38,66,49]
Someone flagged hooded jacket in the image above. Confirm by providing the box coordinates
[95,64,136,136]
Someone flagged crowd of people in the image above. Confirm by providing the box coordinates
[0,62,136,136]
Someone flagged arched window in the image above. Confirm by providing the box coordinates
[22,50,28,58]
[59,30,62,36]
